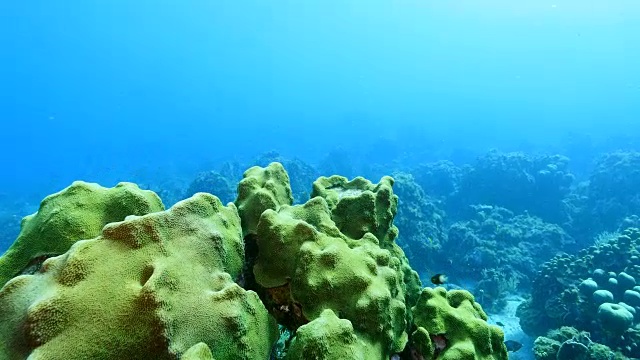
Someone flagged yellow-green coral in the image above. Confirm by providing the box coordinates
[0,181,164,287]
[411,287,508,360]
[235,162,293,236]
[286,309,383,360]
[0,193,277,360]
[311,175,398,246]
[0,162,508,360]
[252,175,420,358]
[311,174,422,312]
[182,343,215,360]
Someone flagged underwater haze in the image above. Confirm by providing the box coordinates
[2,1,640,360]
[2,1,639,197]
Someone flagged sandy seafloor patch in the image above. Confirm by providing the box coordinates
[486,295,535,360]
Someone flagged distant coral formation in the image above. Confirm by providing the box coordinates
[518,228,640,357]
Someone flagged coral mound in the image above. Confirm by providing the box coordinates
[0,181,164,287]
[252,194,412,357]
[0,193,277,360]
[286,309,383,359]
[411,287,507,360]
[235,162,293,236]
[311,175,398,246]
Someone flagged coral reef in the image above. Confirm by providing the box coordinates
[0,163,508,360]
[451,151,574,223]
[185,170,236,204]
[0,181,164,288]
[587,151,640,234]
[412,160,462,202]
[410,287,507,360]
[533,327,623,360]
[444,205,573,310]
[0,193,277,360]
[392,172,447,276]
[518,228,640,357]
[242,171,420,358]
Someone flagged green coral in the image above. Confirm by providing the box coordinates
[235,162,293,236]
[311,174,422,308]
[0,193,277,360]
[252,197,410,357]
[311,175,398,246]
[0,181,164,288]
[0,162,507,360]
[182,343,214,360]
[410,287,507,360]
[286,309,383,359]
[246,171,425,358]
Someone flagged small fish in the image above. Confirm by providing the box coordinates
[495,321,505,327]
[505,340,522,352]
[431,273,448,285]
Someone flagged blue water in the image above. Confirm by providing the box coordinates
[1,1,638,198]
[1,1,640,359]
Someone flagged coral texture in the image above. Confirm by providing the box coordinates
[0,193,277,360]
[0,181,164,287]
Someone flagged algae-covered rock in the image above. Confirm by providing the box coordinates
[0,193,277,360]
[0,181,164,287]
[410,287,508,360]
[235,162,293,236]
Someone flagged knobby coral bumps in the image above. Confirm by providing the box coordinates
[411,287,507,360]
[0,162,507,360]
[0,193,277,360]
[0,181,164,288]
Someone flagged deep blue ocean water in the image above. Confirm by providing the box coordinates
[1,1,638,199]
[1,1,640,359]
